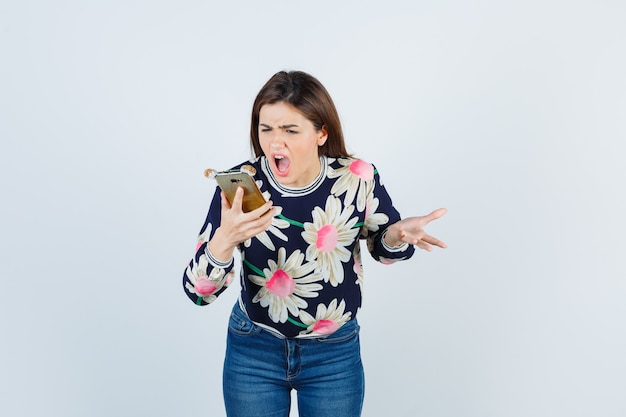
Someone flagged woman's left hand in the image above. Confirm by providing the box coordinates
[384,208,448,251]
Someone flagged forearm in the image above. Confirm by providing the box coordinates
[207,227,237,263]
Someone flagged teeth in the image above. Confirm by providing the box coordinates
[275,155,284,160]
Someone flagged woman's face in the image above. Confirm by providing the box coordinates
[258,102,327,188]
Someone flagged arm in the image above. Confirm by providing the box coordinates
[363,167,446,263]
[182,186,275,306]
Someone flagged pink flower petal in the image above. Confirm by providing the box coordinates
[195,277,217,296]
[316,224,338,252]
[266,269,295,297]
[349,160,374,181]
[313,319,339,335]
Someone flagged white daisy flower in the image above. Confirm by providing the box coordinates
[298,299,352,336]
[196,223,212,251]
[352,243,365,287]
[361,192,389,237]
[243,181,289,250]
[184,254,230,304]
[249,248,323,324]
[328,158,375,212]
[301,195,360,286]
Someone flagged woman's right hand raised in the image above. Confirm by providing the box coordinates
[208,186,275,262]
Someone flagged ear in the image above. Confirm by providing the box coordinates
[317,125,328,146]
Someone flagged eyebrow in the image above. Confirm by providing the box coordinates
[259,123,300,129]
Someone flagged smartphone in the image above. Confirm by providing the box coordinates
[214,171,267,213]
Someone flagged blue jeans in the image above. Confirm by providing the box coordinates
[223,302,365,417]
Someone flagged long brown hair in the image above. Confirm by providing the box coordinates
[250,71,351,158]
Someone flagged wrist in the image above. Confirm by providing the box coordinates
[207,228,236,263]
[205,244,234,268]
[382,226,404,247]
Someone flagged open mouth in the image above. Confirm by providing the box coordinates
[274,155,290,175]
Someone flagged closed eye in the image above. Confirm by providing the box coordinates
[280,124,299,134]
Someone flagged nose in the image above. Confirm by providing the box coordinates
[269,132,286,150]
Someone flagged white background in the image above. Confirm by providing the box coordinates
[1,1,625,416]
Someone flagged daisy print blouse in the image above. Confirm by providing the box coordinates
[182,156,415,338]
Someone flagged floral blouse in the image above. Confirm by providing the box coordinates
[182,156,415,338]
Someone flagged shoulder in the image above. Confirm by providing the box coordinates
[327,156,378,181]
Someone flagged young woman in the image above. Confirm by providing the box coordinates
[183,71,447,417]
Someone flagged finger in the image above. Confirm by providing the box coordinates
[244,208,275,234]
[422,233,447,249]
[220,191,232,210]
[415,240,432,252]
[260,212,276,231]
[245,210,276,237]
[230,186,245,212]
[423,208,447,224]
[248,199,274,218]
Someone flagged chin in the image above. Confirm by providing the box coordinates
[276,177,295,186]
